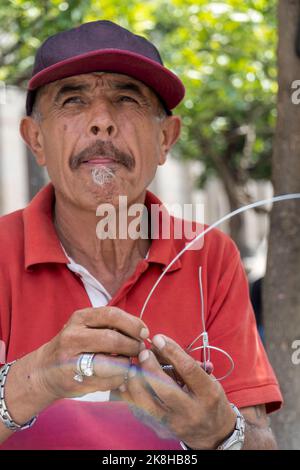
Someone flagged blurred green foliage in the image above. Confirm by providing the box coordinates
[0,0,277,194]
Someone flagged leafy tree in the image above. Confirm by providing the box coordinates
[0,0,277,251]
[146,0,277,252]
[0,0,90,84]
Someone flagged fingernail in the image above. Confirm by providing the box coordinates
[205,361,214,374]
[139,349,150,363]
[119,383,127,393]
[139,342,146,352]
[152,334,166,350]
[140,327,149,339]
[128,366,137,378]
[199,361,214,374]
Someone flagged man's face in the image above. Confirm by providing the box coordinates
[21,72,180,211]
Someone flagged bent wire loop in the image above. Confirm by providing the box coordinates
[140,193,300,381]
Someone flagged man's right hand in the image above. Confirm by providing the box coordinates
[36,306,149,399]
[0,306,148,443]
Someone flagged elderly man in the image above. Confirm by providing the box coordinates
[0,20,282,450]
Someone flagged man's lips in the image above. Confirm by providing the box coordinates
[70,141,135,171]
[81,156,116,165]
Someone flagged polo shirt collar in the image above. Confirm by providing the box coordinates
[23,183,181,272]
[23,184,68,269]
[143,190,182,272]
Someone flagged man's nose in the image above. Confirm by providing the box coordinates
[87,101,118,138]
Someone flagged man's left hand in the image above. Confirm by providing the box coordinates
[118,334,237,450]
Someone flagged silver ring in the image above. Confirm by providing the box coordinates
[73,373,84,383]
[73,353,95,383]
[78,353,95,377]
[124,369,129,385]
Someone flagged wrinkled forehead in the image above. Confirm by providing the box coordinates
[41,72,157,102]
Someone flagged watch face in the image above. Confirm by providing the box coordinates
[226,440,244,450]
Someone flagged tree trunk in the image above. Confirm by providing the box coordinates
[224,186,249,257]
[263,0,300,450]
[198,136,250,255]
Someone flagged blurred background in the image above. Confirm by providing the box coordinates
[0,0,299,448]
[0,0,276,275]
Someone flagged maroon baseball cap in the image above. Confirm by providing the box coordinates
[26,20,185,115]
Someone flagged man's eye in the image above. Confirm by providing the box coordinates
[118,95,138,103]
[62,96,84,105]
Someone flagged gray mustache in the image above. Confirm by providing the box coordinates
[70,140,135,171]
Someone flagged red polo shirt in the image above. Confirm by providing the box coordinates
[0,184,282,450]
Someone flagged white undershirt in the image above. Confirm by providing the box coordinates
[64,251,112,402]
[66,253,112,307]
[63,248,148,402]
[64,249,185,448]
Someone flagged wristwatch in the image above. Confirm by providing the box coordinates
[217,404,245,450]
[180,403,245,451]
[0,362,37,431]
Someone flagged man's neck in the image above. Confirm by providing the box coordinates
[53,192,151,296]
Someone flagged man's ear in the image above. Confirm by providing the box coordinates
[19,117,46,166]
[158,115,181,165]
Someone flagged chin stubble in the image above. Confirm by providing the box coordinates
[91,166,117,186]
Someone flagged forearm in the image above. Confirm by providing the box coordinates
[238,405,278,450]
[180,405,278,451]
[243,421,278,450]
[0,350,57,445]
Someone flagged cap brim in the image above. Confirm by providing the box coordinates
[26,49,185,115]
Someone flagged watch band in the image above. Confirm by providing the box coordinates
[217,404,245,450]
[0,362,37,431]
[180,440,194,450]
[180,403,245,451]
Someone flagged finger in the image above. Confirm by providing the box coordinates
[150,349,213,377]
[116,384,132,402]
[199,361,214,375]
[80,374,129,393]
[70,355,130,392]
[126,366,167,425]
[78,327,145,356]
[92,354,130,379]
[71,354,129,380]
[70,307,149,340]
[138,349,194,413]
[126,366,177,440]
[151,335,213,397]
[114,378,137,406]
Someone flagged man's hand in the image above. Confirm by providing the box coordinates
[119,334,237,450]
[1,306,148,444]
[36,306,149,399]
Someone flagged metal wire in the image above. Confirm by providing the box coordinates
[140,193,300,381]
